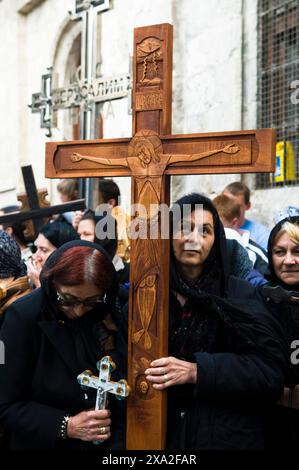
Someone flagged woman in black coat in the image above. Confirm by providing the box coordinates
[258,215,299,449]
[0,240,125,450]
[143,193,288,449]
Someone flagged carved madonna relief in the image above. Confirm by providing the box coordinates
[136,36,163,86]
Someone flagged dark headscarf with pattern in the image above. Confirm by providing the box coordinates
[0,230,27,278]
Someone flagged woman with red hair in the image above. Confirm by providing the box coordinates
[0,240,124,450]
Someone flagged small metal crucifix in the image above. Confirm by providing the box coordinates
[77,355,130,410]
[77,355,130,444]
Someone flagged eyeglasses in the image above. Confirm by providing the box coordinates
[56,291,107,308]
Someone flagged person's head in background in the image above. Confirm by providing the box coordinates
[0,205,29,251]
[77,209,96,243]
[1,223,28,253]
[268,216,299,289]
[78,209,117,259]
[98,179,120,208]
[223,181,251,227]
[213,194,242,229]
[34,221,79,269]
[57,179,79,203]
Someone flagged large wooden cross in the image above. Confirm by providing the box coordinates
[45,23,275,450]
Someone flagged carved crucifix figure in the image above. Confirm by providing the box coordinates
[45,23,275,449]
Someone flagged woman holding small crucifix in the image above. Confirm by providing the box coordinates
[0,240,125,449]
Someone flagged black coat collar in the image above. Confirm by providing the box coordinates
[38,319,80,375]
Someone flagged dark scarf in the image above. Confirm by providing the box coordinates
[168,192,288,365]
[0,230,27,278]
[94,212,118,259]
[169,255,288,374]
[40,240,119,373]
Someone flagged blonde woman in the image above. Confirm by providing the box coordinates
[259,215,299,449]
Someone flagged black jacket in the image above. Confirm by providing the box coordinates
[0,240,125,450]
[119,276,287,450]
[167,277,287,450]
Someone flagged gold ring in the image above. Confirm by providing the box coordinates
[99,426,106,434]
[164,374,168,383]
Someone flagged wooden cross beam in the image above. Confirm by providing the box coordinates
[0,166,85,239]
[20,165,50,235]
[0,199,86,226]
[45,23,275,450]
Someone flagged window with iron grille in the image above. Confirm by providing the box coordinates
[257,0,299,188]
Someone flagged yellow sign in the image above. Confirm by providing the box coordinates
[271,141,296,183]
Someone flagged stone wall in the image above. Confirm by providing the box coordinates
[0,0,21,205]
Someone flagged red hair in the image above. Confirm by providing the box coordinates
[42,246,115,291]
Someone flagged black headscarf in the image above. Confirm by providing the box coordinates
[94,214,118,259]
[39,221,79,248]
[40,240,119,372]
[169,194,287,364]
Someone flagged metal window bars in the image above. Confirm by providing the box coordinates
[257,0,299,189]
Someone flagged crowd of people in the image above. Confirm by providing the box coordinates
[0,178,298,450]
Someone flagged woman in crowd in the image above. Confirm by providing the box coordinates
[0,230,31,447]
[0,240,124,449]
[27,220,79,288]
[56,179,79,225]
[124,192,287,449]
[259,215,299,449]
[78,210,129,306]
[0,230,31,319]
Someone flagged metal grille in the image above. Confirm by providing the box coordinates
[257,0,299,188]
